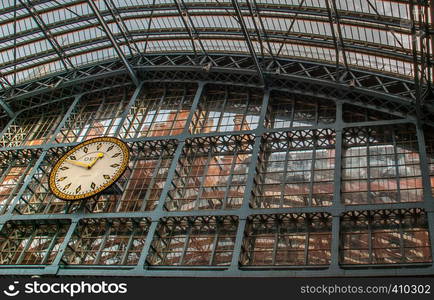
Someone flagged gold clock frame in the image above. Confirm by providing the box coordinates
[49,136,130,201]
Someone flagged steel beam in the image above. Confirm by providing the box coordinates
[231,0,265,85]
[86,0,140,87]
[18,0,74,71]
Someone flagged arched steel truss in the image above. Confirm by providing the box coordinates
[0,0,433,122]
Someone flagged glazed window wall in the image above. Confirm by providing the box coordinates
[266,93,335,129]
[55,88,133,143]
[0,102,69,147]
[165,135,254,211]
[340,209,432,265]
[0,155,35,214]
[14,152,82,215]
[342,125,423,205]
[63,218,150,266]
[252,130,336,208]
[191,87,262,134]
[120,86,196,138]
[88,140,177,213]
[0,221,69,265]
[0,83,433,276]
[147,216,238,267]
[240,213,332,267]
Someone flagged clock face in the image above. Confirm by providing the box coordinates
[49,137,129,200]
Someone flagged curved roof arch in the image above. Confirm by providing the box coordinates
[0,0,432,121]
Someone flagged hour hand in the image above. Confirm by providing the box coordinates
[65,159,89,169]
[87,153,104,169]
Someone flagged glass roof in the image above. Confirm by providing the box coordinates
[0,0,430,88]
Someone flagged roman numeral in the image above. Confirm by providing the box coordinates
[97,143,102,150]
[91,182,96,189]
[83,146,88,153]
[112,153,121,158]
[103,174,111,180]
[107,145,114,152]
[63,183,71,190]
[58,176,67,182]
[110,163,120,168]
[60,166,69,171]
[76,185,81,193]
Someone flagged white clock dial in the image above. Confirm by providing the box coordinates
[49,137,129,200]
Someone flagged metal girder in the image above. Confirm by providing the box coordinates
[102,0,142,57]
[1,54,433,124]
[18,0,74,71]
[231,0,265,85]
[0,97,15,118]
[86,0,140,87]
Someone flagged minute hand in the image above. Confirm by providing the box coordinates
[65,159,89,168]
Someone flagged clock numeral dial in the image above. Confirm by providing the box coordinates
[50,137,129,200]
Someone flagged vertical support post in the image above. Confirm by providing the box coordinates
[332,101,344,210]
[115,82,144,137]
[416,123,433,209]
[134,81,205,271]
[330,101,343,272]
[427,212,434,263]
[45,220,78,274]
[229,88,270,272]
[229,218,246,272]
[329,215,341,271]
[135,220,158,270]
[182,81,205,135]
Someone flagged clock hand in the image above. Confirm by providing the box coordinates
[87,153,104,169]
[65,159,89,169]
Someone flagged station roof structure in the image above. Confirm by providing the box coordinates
[0,0,433,122]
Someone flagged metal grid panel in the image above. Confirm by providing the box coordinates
[165,134,254,211]
[147,215,238,267]
[240,213,332,267]
[191,86,262,134]
[54,87,133,143]
[340,208,432,266]
[0,220,70,265]
[120,84,197,139]
[266,92,336,129]
[342,124,423,205]
[63,217,151,266]
[252,130,336,208]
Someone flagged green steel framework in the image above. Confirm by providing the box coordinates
[0,73,432,276]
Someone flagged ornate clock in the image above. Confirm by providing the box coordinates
[49,137,129,200]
